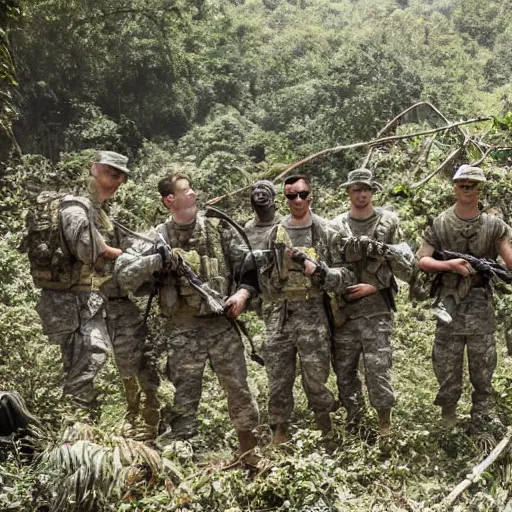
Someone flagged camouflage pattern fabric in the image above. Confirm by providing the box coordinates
[34,187,115,407]
[115,211,259,437]
[106,298,147,379]
[36,289,110,406]
[263,298,334,424]
[432,288,496,416]
[259,213,343,424]
[332,315,395,410]
[329,207,402,319]
[419,206,512,416]
[329,208,404,412]
[165,316,259,438]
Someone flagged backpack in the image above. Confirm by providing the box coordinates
[22,191,92,288]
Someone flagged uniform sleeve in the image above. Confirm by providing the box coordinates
[114,242,163,295]
[60,204,106,264]
[493,218,512,249]
[219,221,259,297]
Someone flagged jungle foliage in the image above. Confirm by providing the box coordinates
[2,0,512,510]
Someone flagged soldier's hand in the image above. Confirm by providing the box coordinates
[224,288,251,319]
[304,259,318,277]
[103,245,123,260]
[448,258,475,277]
[156,240,173,268]
[345,283,377,301]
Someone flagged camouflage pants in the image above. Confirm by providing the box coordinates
[332,315,395,410]
[165,316,259,439]
[36,289,111,406]
[433,288,496,416]
[264,298,334,425]
[107,298,146,378]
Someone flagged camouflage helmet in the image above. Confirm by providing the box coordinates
[94,150,130,175]
[452,165,486,182]
[340,168,383,190]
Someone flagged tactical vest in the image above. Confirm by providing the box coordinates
[258,223,323,302]
[25,192,112,292]
[156,214,229,315]
[426,207,509,300]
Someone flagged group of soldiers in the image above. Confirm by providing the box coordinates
[30,150,512,460]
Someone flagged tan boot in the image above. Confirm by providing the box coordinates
[271,423,289,445]
[441,405,457,428]
[377,408,392,436]
[236,430,260,466]
[121,377,141,435]
[314,411,332,436]
[138,389,160,441]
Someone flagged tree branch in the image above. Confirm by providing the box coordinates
[205,116,493,205]
[441,427,512,508]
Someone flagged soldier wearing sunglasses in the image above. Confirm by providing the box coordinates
[328,168,411,436]
[262,175,356,445]
[417,165,512,431]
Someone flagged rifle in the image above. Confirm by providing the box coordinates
[156,234,265,366]
[114,219,264,365]
[434,250,512,285]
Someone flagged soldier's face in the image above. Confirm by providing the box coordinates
[92,164,127,200]
[284,179,311,219]
[348,184,373,209]
[252,187,274,208]
[454,180,480,204]
[164,178,196,211]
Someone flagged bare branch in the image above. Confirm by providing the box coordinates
[441,427,512,508]
[411,146,464,189]
[205,116,493,205]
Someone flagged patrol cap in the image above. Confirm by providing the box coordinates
[452,164,486,182]
[94,151,130,175]
[252,179,277,198]
[340,168,383,190]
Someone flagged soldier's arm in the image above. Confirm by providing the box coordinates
[60,204,107,264]
[219,221,259,297]
[417,240,473,275]
[497,237,512,270]
[114,241,164,295]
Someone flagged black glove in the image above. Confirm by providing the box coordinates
[155,240,173,268]
[311,261,329,287]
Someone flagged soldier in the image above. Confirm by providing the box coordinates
[103,225,159,439]
[115,175,260,457]
[244,180,281,250]
[417,165,512,429]
[262,175,356,444]
[329,168,412,435]
[33,151,129,414]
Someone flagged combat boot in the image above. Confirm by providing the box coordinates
[138,389,160,441]
[271,423,289,445]
[314,410,332,436]
[236,430,260,466]
[120,377,141,435]
[441,405,457,428]
[377,408,392,436]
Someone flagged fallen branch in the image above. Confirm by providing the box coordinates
[441,426,512,509]
[206,116,492,205]
[360,101,483,169]
[411,146,465,189]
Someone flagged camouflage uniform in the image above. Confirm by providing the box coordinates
[261,213,355,427]
[101,225,158,431]
[35,187,113,407]
[418,206,511,416]
[329,207,403,412]
[115,211,259,439]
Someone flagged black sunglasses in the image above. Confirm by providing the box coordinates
[457,183,479,190]
[285,191,310,200]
